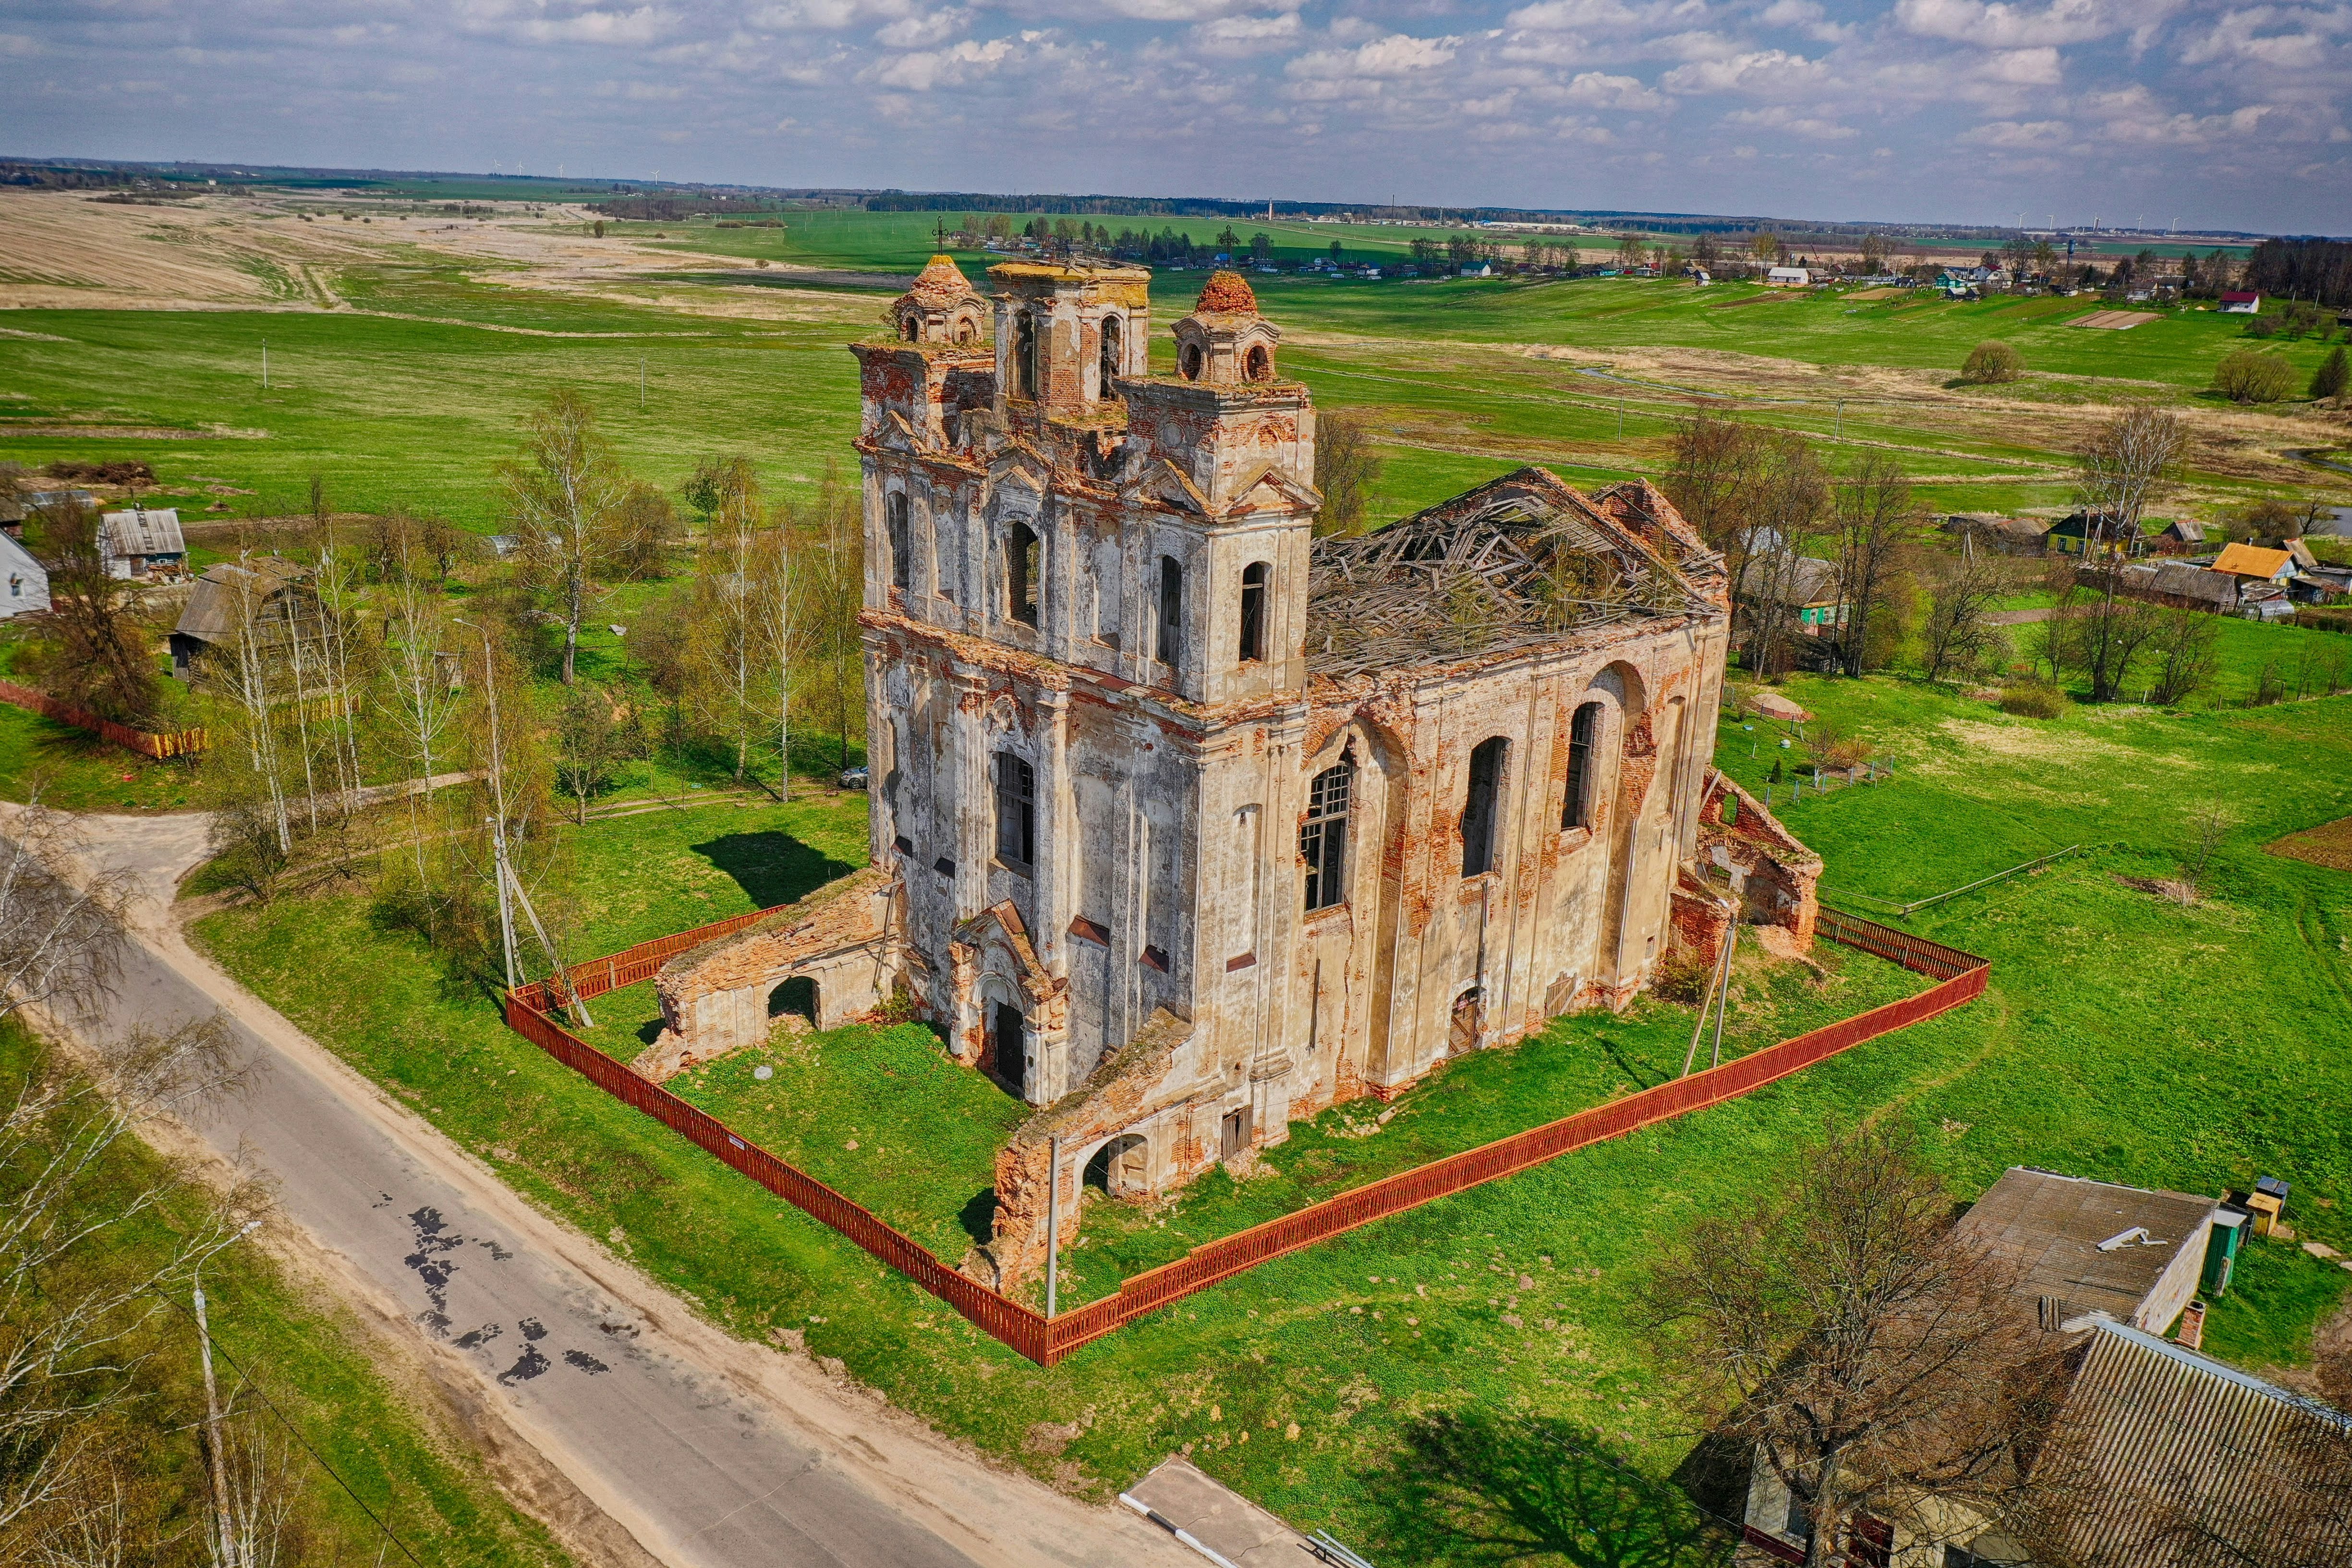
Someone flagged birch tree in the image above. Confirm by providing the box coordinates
[1828,454,1916,678]
[500,389,632,685]
[378,531,461,889]
[2074,408,2188,701]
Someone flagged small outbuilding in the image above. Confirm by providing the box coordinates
[101,505,187,580]
[2219,291,2262,314]
[170,557,334,688]
[2210,541,2296,586]
[1765,266,1811,287]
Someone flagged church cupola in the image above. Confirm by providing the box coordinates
[1172,271,1281,387]
[892,255,987,345]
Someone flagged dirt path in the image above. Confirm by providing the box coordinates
[6,802,1191,1568]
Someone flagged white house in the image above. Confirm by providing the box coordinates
[1765,266,1811,287]
[0,531,50,619]
[2219,291,2261,314]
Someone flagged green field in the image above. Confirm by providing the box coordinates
[4,207,2343,535]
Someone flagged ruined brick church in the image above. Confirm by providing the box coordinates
[649,256,1817,1286]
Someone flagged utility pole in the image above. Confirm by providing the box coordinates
[195,1272,236,1568]
[1616,398,1624,439]
[487,815,521,994]
[1044,1135,1062,1319]
[1836,399,1844,440]
[261,339,268,390]
[639,357,646,411]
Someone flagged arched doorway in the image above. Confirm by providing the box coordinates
[1084,1134,1148,1197]
[768,976,817,1026]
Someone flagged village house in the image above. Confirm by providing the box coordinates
[2044,510,2146,559]
[100,504,187,580]
[169,556,336,687]
[1736,1169,2352,1568]
[0,530,49,619]
[2219,290,2262,314]
[1765,266,1811,287]
[642,260,1819,1286]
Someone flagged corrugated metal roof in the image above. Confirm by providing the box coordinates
[2035,1320,2351,1567]
[2211,542,2292,580]
[173,557,312,644]
[101,507,186,557]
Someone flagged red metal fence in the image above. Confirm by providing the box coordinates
[507,911,1986,1367]
[0,679,208,759]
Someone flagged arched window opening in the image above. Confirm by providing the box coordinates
[1084,1134,1149,1196]
[1563,701,1602,830]
[767,975,818,1024]
[955,317,976,345]
[1156,556,1183,670]
[1007,522,1039,627]
[1244,343,1272,381]
[1462,736,1509,877]
[1098,314,1123,398]
[1237,561,1269,664]
[1301,753,1354,912]
[1012,311,1036,398]
[900,315,918,342]
[885,492,910,593]
[1179,341,1203,381]
[994,750,1036,872]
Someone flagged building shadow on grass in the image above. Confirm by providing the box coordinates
[691,831,845,911]
[1370,1409,1734,1568]
[958,1187,999,1249]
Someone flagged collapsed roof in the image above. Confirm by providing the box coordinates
[1304,467,1720,681]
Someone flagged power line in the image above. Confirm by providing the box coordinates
[148,1284,426,1568]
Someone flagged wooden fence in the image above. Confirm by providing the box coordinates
[508,910,1987,1367]
[0,679,208,759]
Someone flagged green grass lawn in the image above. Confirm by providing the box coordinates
[2201,1233,2352,1374]
[187,668,2352,1567]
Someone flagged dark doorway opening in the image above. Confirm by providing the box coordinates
[991,1002,1027,1098]
[1219,1105,1254,1159]
[768,976,817,1024]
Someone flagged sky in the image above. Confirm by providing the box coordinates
[3,0,2347,234]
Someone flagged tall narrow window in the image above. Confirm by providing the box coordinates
[1156,556,1183,670]
[1563,701,1601,830]
[1238,561,1269,664]
[1012,311,1036,399]
[1007,523,1039,627]
[1462,736,1508,877]
[885,492,910,593]
[994,751,1035,871]
[1098,314,1123,398]
[1301,756,1353,912]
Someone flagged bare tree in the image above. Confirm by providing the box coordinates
[377,530,461,892]
[1737,435,1831,677]
[19,502,157,724]
[1829,453,1917,677]
[1920,545,2014,684]
[2145,607,2220,707]
[2073,408,2188,701]
[795,465,865,777]
[1313,409,1384,538]
[1646,1121,2072,1568]
[500,389,633,684]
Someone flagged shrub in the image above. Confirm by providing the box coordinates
[1960,340,2023,384]
[2212,347,2298,404]
[2000,681,2066,718]
[2312,345,2349,403]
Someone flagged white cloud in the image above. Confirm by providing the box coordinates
[1892,0,2159,49]
[1959,116,2071,146]
[504,5,678,45]
[1722,103,1856,136]
[1560,69,1663,109]
[1659,47,1822,95]
[1192,10,1299,53]
[875,7,971,46]
[869,32,1028,86]
[1285,31,1459,78]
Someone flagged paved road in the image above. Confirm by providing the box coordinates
[23,807,1188,1568]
